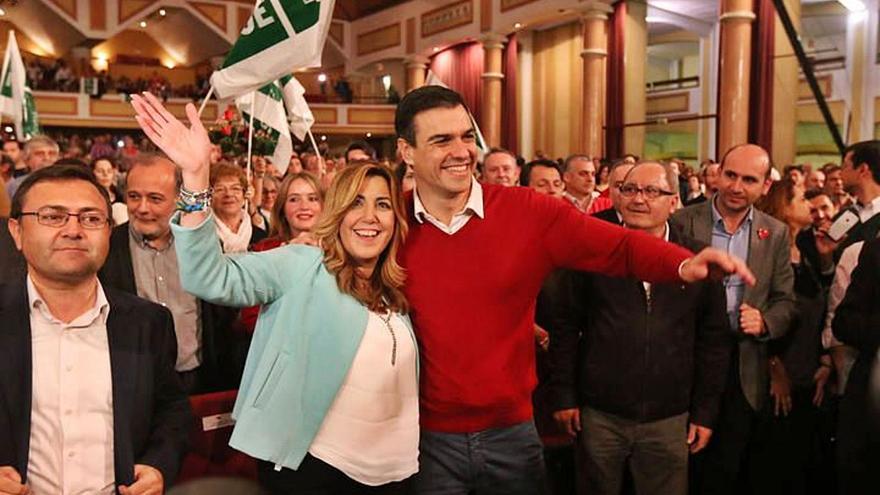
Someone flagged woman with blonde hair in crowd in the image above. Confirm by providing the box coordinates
[132,92,419,494]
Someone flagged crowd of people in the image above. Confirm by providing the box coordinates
[0,85,877,495]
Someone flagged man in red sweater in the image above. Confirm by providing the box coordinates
[395,86,754,494]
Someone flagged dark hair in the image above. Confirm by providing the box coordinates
[10,164,113,220]
[804,189,829,201]
[90,156,118,171]
[822,164,841,175]
[843,140,880,184]
[53,158,89,168]
[783,164,804,176]
[523,159,561,186]
[345,140,377,161]
[562,154,592,173]
[395,85,469,145]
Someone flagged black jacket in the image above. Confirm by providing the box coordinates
[0,279,191,488]
[99,223,244,392]
[591,207,622,225]
[547,226,733,427]
[833,237,880,395]
[0,218,26,280]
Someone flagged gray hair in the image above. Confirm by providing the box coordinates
[23,135,60,159]
[626,160,680,194]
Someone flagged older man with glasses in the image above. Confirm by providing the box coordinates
[549,161,732,495]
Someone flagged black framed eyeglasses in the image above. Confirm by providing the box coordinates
[619,184,676,200]
[18,206,110,229]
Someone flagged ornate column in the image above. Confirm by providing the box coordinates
[481,32,507,148]
[405,55,430,93]
[578,2,613,157]
[622,0,647,157]
[717,0,756,157]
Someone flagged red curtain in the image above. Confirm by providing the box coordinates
[605,1,626,160]
[502,34,519,154]
[430,42,484,127]
[748,0,775,154]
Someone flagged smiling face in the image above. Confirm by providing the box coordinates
[619,163,678,233]
[284,178,322,234]
[261,179,279,211]
[9,180,111,285]
[125,160,177,242]
[398,104,477,200]
[212,176,246,219]
[339,175,395,276]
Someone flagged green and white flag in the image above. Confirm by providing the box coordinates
[236,82,293,175]
[211,0,336,100]
[0,31,39,140]
[279,74,314,141]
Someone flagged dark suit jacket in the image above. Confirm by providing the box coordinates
[591,207,622,225]
[0,279,191,488]
[547,226,733,427]
[672,200,796,411]
[99,223,243,392]
[0,218,26,280]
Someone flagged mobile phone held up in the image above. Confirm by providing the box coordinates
[827,209,860,242]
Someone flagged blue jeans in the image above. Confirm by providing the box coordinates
[414,420,548,495]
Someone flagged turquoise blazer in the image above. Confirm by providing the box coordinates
[171,214,417,470]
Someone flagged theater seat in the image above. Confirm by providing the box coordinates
[177,390,258,484]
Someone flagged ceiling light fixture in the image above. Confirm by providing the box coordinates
[159,8,167,16]
[0,8,6,16]
[139,20,147,28]
[317,73,327,82]
[514,22,523,29]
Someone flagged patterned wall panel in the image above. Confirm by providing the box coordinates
[356,23,401,56]
[421,0,473,38]
[34,95,79,115]
[119,0,158,23]
[329,21,345,47]
[48,0,77,18]
[90,0,107,30]
[500,0,538,12]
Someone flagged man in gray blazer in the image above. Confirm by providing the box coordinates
[672,144,795,494]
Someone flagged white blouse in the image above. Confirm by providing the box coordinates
[308,310,419,486]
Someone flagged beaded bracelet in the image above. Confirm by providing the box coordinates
[177,186,213,213]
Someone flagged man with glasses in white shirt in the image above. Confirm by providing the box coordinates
[0,165,190,495]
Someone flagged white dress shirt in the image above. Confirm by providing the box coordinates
[413,178,484,235]
[27,277,116,495]
[308,311,419,485]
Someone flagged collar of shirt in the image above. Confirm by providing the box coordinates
[27,276,110,328]
[710,196,754,234]
[855,195,880,223]
[413,177,485,225]
[129,223,174,253]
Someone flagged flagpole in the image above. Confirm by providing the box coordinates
[307,129,325,176]
[246,91,256,187]
[197,85,215,118]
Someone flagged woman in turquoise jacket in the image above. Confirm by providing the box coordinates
[132,93,419,494]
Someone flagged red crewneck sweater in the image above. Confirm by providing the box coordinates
[400,184,693,432]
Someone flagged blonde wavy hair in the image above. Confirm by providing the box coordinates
[313,162,409,314]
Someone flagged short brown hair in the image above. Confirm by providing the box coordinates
[313,162,409,314]
[210,162,248,190]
